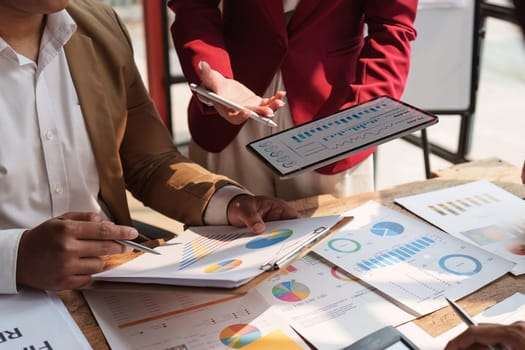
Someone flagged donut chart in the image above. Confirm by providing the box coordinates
[327,238,361,253]
[272,280,310,302]
[219,324,261,349]
[246,229,293,249]
[438,254,482,276]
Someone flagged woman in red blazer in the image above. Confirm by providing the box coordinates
[169,0,418,200]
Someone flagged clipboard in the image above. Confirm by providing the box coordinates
[93,215,349,290]
[246,96,438,178]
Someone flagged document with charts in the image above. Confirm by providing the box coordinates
[313,201,514,315]
[83,287,309,350]
[94,215,342,288]
[395,180,525,275]
[254,253,415,350]
[0,288,91,349]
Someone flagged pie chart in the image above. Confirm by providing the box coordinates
[272,280,310,302]
[246,229,293,249]
[204,259,242,273]
[370,221,404,237]
[219,324,261,349]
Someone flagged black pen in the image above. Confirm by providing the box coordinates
[446,297,507,350]
[115,239,161,255]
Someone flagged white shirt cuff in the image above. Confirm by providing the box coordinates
[203,186,252,225]
[0,229,25,294]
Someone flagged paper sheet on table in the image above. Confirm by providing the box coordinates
[314,201,514,315]
[83,287,309,350]
[0,288,91,349]
[255,252,415,350]
[396,180,525,275]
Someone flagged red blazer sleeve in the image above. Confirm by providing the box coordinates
[169,0,244,151]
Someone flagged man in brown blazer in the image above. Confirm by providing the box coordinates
[0,0,297,293]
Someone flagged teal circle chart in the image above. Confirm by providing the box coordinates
[245,229,293,249]
[327,238,361,253]
[438,254,482,276]
[370,221,404,237]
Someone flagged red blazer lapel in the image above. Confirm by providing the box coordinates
[257,0,288,39]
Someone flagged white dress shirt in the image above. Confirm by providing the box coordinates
[0,11,246,294]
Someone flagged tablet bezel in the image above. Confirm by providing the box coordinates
[246,96,438,179]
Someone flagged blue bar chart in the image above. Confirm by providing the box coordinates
[314,202,513,315]
[356,237,435,271]
[247,96,438,177]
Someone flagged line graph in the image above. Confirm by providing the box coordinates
[248,96,438,177]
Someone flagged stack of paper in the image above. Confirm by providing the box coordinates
[83,287,309,350]
[396,180,525,274]
[94,215,342,288]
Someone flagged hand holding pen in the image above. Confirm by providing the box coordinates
[445,297,516,350]
[195,61,284,127]
[16,212,159,292]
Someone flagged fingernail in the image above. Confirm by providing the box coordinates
[198,60,210,72]
[252,222,265,234]
[123,227,138,239]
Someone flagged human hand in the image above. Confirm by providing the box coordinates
[16,212,138,291]
[226,195,300,234]
[445,322,525,350]
[197,61,285,125]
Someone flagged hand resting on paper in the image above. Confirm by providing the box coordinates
[197,61,286,125]
[16,212,138,291]
[227,195,299,234]
[445,322,525,350]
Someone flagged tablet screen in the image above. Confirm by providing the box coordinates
[246,96,438,178]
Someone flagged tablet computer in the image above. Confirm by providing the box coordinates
[246,96,438,178]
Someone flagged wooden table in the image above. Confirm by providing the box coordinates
[60,157,525,349]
